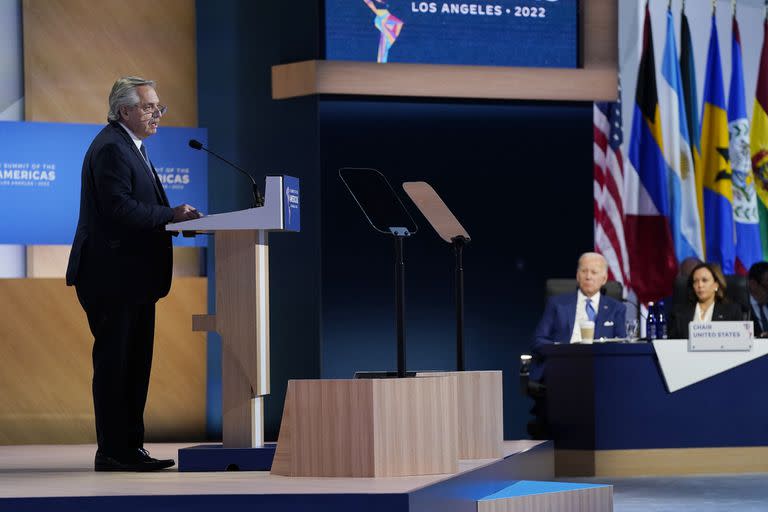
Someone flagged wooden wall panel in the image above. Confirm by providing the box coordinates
[22,0,201,277]
[556,447,768,477]
[25,247,203,279]
[23,0,197,126]
[0,277,206,444]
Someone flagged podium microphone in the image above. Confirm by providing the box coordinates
[188,139,264,207]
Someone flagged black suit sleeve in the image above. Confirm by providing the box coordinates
[93,143,174,231]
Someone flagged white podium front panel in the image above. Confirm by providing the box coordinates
[653,339,768,392]
[166,175,299,232]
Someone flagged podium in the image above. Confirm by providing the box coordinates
[167,175,300,449]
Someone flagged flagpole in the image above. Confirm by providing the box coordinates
[732,0,736,16]
[712,0,716,13]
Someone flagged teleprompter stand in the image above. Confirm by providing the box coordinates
[403,181,471,371]
[402,182,502,459]
[271,170,462,478]
[339,168,418,378]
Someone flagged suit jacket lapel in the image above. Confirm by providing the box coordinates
[594,300,608,337]
[132,144,166,203]
[149,160,170,207]
[712,302,731,321]
[564,292,578,339]
[112,123,167,204]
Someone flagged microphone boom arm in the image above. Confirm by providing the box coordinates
[189,139,264,207]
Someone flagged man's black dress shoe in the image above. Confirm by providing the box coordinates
[95,448,175,472]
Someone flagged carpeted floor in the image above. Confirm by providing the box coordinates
[565,473,768,511]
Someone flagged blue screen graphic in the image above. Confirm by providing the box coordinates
[325,0,579,68]
[0,121,208,246]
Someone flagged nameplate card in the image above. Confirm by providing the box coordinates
[688,321,753,352]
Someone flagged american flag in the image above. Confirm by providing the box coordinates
[594,85,631,293]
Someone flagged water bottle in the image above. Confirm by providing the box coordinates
[657,300,668,339]
[646,301,657,341]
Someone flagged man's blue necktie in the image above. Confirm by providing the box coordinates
[586,298,596,322]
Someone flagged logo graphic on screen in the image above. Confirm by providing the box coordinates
[326,0,577,68]
[363,0,404,63]
[283,176,301,232]
[155,166,192,191]
[0,163,56,188]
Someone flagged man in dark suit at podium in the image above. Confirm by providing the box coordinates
[748,261,768,338]
[66,76,202,471]
[529,252,627,382]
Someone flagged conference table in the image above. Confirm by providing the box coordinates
[540,339,768,477]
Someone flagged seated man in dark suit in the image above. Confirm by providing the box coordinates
[529,252,627,382]
[525,253,626,438]
[748,261,768,338]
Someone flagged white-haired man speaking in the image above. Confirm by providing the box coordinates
[67,77,202,471]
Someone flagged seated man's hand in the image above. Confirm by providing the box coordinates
[172,204,203,222]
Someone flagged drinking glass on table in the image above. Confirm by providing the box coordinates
[625,319,639,341]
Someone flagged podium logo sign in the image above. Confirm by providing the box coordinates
[0,120,208,246]
[283,175,300,232]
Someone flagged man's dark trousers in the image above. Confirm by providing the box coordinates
[78,290,156,458]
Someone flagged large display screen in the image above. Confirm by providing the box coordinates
[0,121,208,246]
[324,0,579,68]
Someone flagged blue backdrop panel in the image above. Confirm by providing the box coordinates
[325,0,578,67]
[0,121,207,246]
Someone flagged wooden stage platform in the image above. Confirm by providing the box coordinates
[0,440,612,511]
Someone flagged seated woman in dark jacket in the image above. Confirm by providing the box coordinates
[669,262,744,339]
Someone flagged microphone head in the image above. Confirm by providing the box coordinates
[188,139,203,150]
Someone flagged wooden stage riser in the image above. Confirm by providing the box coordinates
[272,377,459,477]
[416,371,504,460]
[556,447,768,477]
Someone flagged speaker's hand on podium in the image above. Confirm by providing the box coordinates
[172,204,204,222]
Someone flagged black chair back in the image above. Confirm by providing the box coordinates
[544,279,623,303]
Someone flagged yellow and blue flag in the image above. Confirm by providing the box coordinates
[700,14,735,274]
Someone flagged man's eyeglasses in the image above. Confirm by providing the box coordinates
[136,104,168,117]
